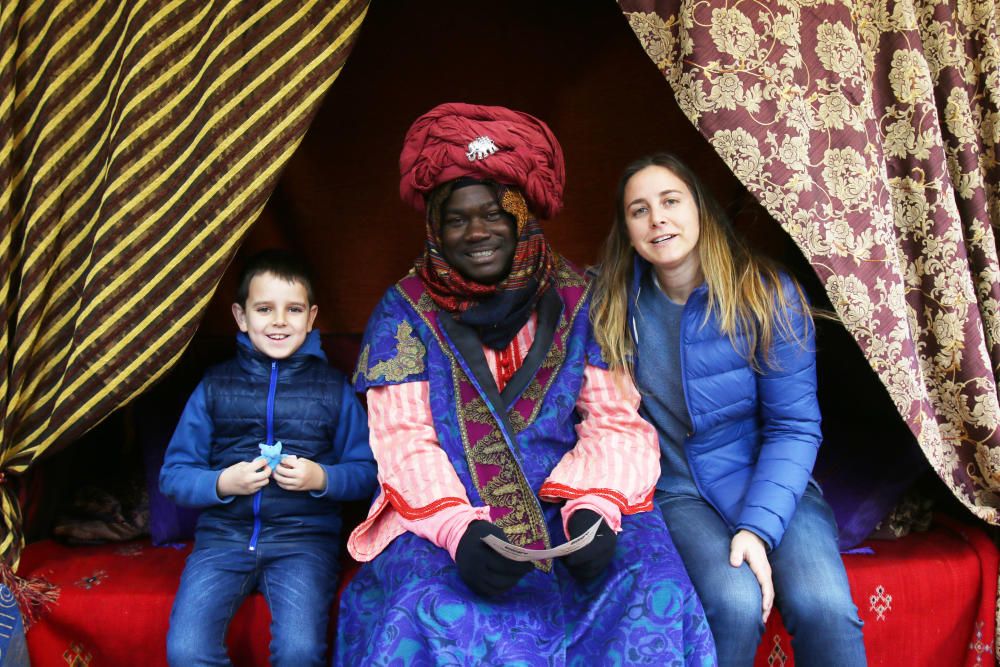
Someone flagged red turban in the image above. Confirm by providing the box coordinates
[399,103,566,220]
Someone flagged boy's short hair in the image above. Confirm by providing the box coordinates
[235,249,316,307]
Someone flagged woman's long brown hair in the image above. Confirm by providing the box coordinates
[590,152,812,378]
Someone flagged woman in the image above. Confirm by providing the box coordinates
[337,108,716,665]
[590,153,866,667]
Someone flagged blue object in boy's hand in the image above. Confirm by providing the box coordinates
[258,441,286,470]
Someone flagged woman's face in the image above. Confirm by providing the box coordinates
[439,184,517,285]
[623,165,701,277]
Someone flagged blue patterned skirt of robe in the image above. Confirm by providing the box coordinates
[335,506,716,666]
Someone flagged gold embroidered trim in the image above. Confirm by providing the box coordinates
[554,253,586,287]
[525,259,592,425]
[352,344,370,386]
[365,321,426,383]
[461,397,495,425]
[394,279,570,572]
[540,344,567,370]
[507,410,529,434]
[521,379,545,402]
[500,189,531,230]
[414,292,436,314]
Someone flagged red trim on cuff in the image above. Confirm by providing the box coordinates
[382,483,468,520]
[539,482,654,514]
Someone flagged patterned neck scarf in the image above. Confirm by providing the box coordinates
[415,182,556,350]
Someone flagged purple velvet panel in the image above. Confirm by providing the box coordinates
[812,420,927,550]
[137,384,202,546]
[805,312,930,550]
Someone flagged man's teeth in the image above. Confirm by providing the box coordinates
[470,249,495,257]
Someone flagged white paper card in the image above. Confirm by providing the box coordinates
[481,519,602,562]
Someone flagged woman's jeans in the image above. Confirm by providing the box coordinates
[166,543,339,667]
[658,485,867,667]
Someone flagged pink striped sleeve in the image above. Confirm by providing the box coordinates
[347,382,490,561]
[367,381,471,516]
[539,364,659,514]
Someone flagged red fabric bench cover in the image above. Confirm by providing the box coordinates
[19,541,357,666]
[18,515,998,666]
[752,515,997,666]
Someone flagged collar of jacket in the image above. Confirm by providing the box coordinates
[627,254,709,353]
[234,329,328,376]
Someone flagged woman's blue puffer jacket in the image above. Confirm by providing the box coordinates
[630,258,821,549]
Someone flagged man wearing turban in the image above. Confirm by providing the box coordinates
[336,103,716,665]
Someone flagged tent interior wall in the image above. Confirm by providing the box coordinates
[16,1,1000,665]
[38,0,938,529]
[20,0,985,649]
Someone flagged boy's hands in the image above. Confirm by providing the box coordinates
[273,455,327,493]
[455,520,533,596]
[217,460,272,497]
[215,455,326,497]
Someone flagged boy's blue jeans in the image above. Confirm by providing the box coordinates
[657,485,867,667]
[167,543,339,667]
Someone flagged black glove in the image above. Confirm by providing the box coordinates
[562,509,617,580]
[455,520,533,597]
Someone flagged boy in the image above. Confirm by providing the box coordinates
[160,249,376,667]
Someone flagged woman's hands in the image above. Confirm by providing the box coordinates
[730,529,774,623]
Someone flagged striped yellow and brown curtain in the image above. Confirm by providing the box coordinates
[0,0,369,584]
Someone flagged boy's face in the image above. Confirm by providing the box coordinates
[232,272,318,360]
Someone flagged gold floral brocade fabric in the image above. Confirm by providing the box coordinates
[620,0,1000,651]
[620,0,1000,522]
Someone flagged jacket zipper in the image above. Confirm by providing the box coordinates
[249,360,279,552]
[675,291,731,526]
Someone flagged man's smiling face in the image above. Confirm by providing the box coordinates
[438,184,516,285]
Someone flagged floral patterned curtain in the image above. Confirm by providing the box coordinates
[618,0,1000,520]
[619,0,1000,649]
